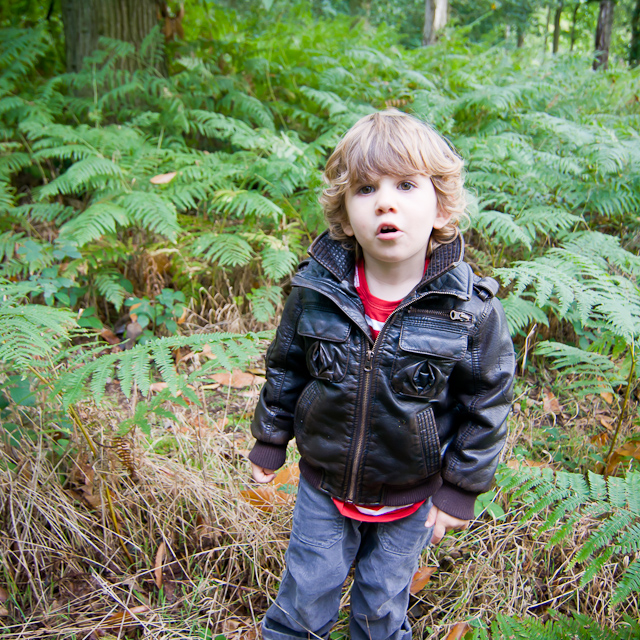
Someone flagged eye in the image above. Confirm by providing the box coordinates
[399,181,414,191]
[358,185,375,195]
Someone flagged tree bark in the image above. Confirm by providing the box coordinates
[422,0,448,46]
[517,27,525,48]
[60,0,160,73]
[593,0,616,70]
[570,2,580,52]
[630,0,640,67]
[553,1,564,53]
[543,5,552,56]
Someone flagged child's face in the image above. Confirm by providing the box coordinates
[342,173,450,272]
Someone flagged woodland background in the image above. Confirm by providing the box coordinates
[0,0,639,639]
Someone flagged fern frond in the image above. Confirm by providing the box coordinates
[192,232,254,266]
[501,294,549,334]
[58,201,129,246]
[612,558,640,605]
[94,270,130,311]
[119,192,180,241]
[211,189,283,223]
[247,285,283,323]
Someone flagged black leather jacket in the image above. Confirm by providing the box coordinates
[249,232,515,520]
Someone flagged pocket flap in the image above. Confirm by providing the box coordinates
[399,325,467,360]
[298,309,351,343]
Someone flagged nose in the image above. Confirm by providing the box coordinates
[375,182,397,214]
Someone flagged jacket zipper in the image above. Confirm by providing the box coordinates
[294,280,472,503]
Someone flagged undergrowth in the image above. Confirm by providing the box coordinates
[1,2,640,638]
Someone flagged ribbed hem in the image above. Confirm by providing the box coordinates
[431,481,478,521]
[248,441,287,471]
[299,459,443,506]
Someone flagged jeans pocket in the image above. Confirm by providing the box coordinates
[290,478,345,549]
[377,500,433,556]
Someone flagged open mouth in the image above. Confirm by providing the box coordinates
[377,224,400,235]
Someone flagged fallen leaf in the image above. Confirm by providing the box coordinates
[177,306,188,325]
[241,485,293,511]
[273,463,300,488]
[149,382,169,393]
[150,171,177,185]
[600,391,614,404]
[103,605,150,628]
[542,389,561,414]
[0,606,8,616]
[100,328,120,345]
[606,439,640,474]
[599,416,614,431]
[590,432,609,447]
[154,541,166,588]
[212,369,266,388]
[506,458,549,469]
[0,586,8,603]
[444,622,471,640]
[410,566,437,594]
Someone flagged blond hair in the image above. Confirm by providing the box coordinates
[320,109,468,256]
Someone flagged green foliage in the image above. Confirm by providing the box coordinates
[498,466,640,605]
[468,612,640,639]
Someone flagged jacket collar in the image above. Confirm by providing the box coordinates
[307,230,465,288]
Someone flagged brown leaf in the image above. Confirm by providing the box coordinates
[149,382,169,393]
[0,586,8,603]
[212,369,266,388]
[599,416,614,431]
[176,306,188,325]
[99,328,119,344]
[0,606,8,617]
[273,463,300,489]
[590,432,609,447]
[150,171,177,185]
[506,458,549,470]
[607,439,640,474]
[542,389,561,414]
[444,622,472,640]
[103,605,150,628]
[410,566,437,594]
[154,541,166,588]
[240,485,293,511]
[600,391,614,404]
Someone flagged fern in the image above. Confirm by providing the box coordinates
[498,466,640,605]
[192,232,255,267]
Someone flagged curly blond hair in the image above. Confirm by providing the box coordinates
[320,109,468,256]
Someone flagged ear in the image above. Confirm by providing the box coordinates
[342,220,354,237]
[432,205,451,230]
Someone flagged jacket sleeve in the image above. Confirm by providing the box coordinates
[249,286,311,471]
[432,295,516,521]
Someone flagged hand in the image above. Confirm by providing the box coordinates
[251,462,276,483]
[425,505,469,545]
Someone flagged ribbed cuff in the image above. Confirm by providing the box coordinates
[431,481,479,521]
[248,441,287,471]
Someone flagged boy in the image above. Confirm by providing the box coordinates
[249,109,515,640]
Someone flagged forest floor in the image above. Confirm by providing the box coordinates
[1,345,639,640]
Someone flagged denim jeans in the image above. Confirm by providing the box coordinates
[263,475,434,640]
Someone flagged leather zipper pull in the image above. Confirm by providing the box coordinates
[450,310,472,322]
[364,349,374,372]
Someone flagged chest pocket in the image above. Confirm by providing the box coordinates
[391,322,468,399]
[298,309,352,383]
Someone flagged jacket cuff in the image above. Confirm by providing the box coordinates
[431,481,479,521]
[248,441,287,471]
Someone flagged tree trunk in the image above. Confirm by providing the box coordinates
[517,27,525,48]
[594,0,616,70]
[60,0,160,73]
[553,1,564,53]
[630,0,640,67]
[543,6,552,56]
[570,2,580,51]
[422,0,448,46]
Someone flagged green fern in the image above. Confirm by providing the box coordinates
[498,466,640,606]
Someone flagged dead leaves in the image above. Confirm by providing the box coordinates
[409,565,438,594]
[211,369,266,388]
[443,622,472,640]
[241,463,299,511]
[542,388,562,414]
[154,541,166,588]
[150,171,177,184]
[606,438,640,475]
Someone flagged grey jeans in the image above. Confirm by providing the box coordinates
[263,475,434,640]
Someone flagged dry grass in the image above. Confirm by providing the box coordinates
[1,383,638,640]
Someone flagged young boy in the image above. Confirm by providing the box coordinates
[249,109,515,640]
